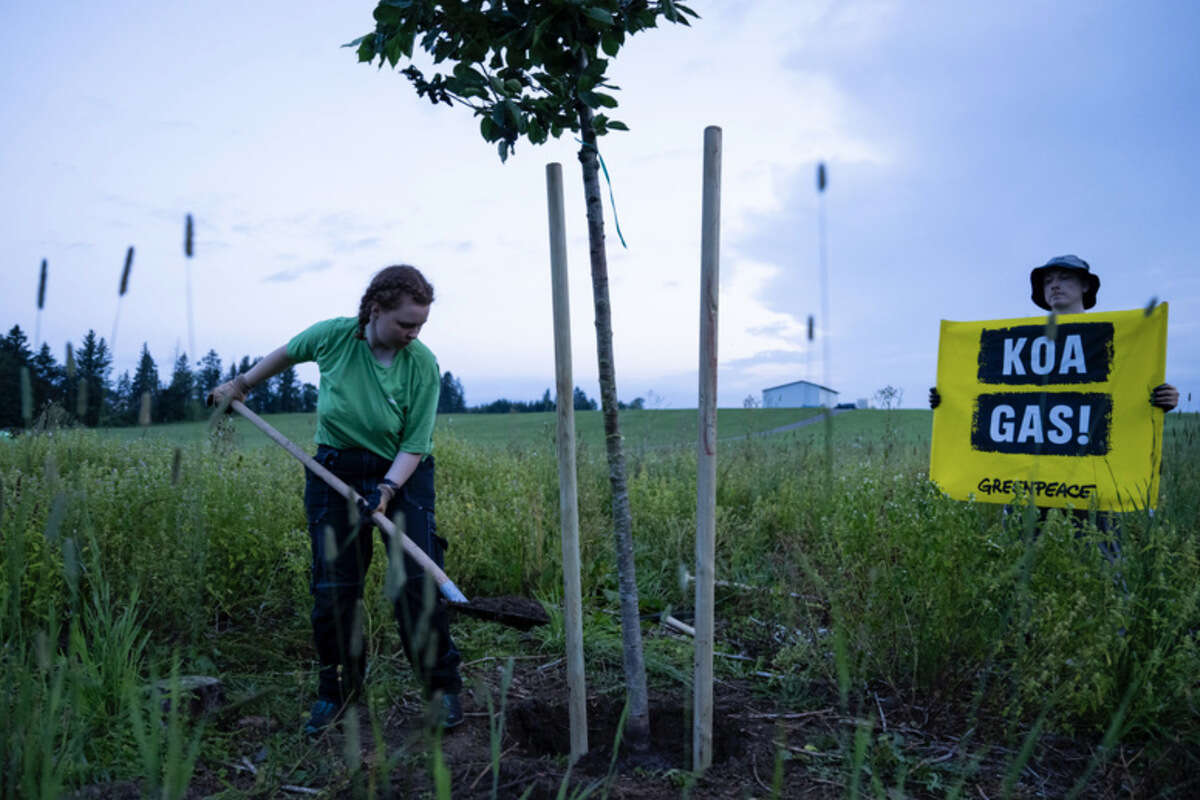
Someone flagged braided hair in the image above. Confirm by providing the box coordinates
[355,265,435,339]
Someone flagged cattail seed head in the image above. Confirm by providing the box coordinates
[817,162,827,193]
[37,259,47,310]
[1144,296,1158,317]
[185,214,194,257]
[120,247,134,296]
[807,315,815,342]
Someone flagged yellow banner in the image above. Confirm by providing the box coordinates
[930,304,1168,511]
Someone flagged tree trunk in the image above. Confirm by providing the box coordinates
[575,98,651,752]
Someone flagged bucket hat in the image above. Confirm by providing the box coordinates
[1030,254,1100,310]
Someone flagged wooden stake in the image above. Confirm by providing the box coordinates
[694,125,722,772]
[546,162,588,761]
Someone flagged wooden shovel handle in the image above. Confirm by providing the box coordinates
[229,400,469,604]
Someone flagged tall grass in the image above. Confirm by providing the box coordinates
[1,410,1197,794]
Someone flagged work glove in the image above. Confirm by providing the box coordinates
[357,480,398,522]
[928,387,941,409]
[1151,383,1178,412]
[207,375,251,410]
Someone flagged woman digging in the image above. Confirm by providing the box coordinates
[209,264,463,736]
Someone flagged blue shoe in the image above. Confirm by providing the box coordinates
[436,693,463,731]
[304,698,343,738]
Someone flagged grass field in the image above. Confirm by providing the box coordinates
[96,406,830,452]
[3,408,1198,798]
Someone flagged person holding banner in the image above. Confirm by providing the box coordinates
[927,254,1179,549]
[929,255,1178,411]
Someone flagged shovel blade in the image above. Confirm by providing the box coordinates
[448,596,550,631]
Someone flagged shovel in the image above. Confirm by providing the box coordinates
[225,399,548,630]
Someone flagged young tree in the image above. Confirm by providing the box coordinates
[350,0,697,749]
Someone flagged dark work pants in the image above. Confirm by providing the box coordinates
[305,446,462,703]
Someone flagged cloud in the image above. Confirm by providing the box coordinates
[426,240,474,253]
[724,349,808,369]
[262,259,333,283]
[333,236,382,252]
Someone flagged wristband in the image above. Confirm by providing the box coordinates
[380,479,401,493]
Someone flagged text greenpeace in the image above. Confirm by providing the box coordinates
[971,392,1111,456]
[976,322,1113,385]
[975,477,1097,499]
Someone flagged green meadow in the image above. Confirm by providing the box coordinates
[2,408,1198,797]
[93,406,829,451]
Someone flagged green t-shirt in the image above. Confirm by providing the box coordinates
[287,317,440,460]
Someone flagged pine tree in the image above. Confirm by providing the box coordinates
[572,386,597,411]
[277,364,301,412]
[301,382,319,412]
[112,371,134,424]
[195,350,223,406]
[31,343,63,416]
[0,325,34,427]
[438,371,466,413]
[74,330,113,427]
[130,344,160,425]
[161,353,196,422]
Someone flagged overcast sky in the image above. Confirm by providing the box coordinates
[3,1,1197,410]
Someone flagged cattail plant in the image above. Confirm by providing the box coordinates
[35,259,47,347]
[184,214,196,361]
[816,161,833,482]
[111,247,134,355]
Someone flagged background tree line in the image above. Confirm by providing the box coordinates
[437,371,643,414]
[1,325,643,430]
[0,324,316,429]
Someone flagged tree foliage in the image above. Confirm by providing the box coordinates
[439,370,467,413]
[349,0,696,161]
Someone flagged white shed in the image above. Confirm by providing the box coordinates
[762,380,839,409]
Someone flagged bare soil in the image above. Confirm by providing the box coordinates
[167,656,1192,799]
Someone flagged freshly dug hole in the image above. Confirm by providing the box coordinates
[506,693,744,770]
